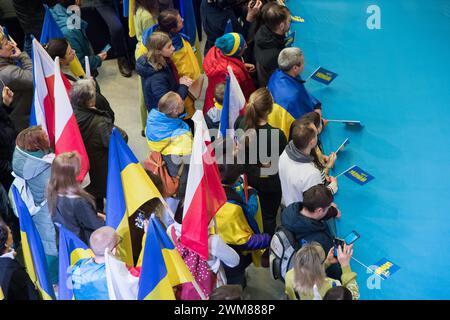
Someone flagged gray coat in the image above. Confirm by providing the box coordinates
[0,52,33,132]
[11,147,58,257]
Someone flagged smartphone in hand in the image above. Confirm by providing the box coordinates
[101,44,112,53]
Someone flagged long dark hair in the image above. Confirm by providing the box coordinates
[44,38,69,60]
[157,9,180,34]
[135,0,160,18]
[244,87,273,130]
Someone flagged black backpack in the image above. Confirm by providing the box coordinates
[269,225,301,282]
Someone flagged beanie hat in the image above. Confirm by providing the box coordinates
[215,32,245,57]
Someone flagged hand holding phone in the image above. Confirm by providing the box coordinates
[334,230,360,257]
[101,44,112,53]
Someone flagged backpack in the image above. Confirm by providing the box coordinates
[269,225,301,282]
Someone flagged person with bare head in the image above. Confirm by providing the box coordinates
[47,152,104,244]
[69,226,121,300]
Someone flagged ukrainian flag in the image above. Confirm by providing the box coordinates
[40,5,86,79]
[267,103,296,140]
[12,186,56,300]
[146,109,193,156]
[58,224,94,300]
[138,216,193,300]
[106,128,163,267]
[123,0,136,37]
[178,0,203,70]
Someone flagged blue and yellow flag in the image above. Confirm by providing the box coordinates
[106,128,162,267]
[146,109,193,155]
[40,5,86,78]
[12,186,56,300]
[138,216,193,300]
[123,0,136,37]
[58,224,94,300]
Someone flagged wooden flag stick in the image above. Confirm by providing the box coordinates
[336,165,356,178]
[191,278,207,300]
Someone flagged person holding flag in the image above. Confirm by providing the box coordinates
[214,140,271,286]
[234,88,287,237]
[0,221,40,300]
[268,47,322,126]
[203,32,255,115]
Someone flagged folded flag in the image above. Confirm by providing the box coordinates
[106,128,163,266]
[138,216,193,300]
[12,186,55,300]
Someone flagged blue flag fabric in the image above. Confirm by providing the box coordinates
[40,6,65,44]
[12,186,56,300]
[310,67,339,85]
[179,0,197,47]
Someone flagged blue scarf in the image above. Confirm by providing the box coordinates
[142,24,189,51]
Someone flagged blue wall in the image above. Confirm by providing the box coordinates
[288,0,450,299]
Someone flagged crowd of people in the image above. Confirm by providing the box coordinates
[0,0,359,301]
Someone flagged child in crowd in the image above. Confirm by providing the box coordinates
[205,82,226,130]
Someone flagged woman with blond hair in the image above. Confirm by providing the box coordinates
[234,88,287,236]
[48,152,104,243]
[284,242,360,300]
[135,31,193,113]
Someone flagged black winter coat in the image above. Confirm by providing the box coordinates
[0,257,40,300]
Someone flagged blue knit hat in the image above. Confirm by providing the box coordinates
[215,32,246,57]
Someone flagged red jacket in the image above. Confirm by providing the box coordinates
[202,47,255,113]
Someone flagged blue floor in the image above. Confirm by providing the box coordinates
[288,0,450,299]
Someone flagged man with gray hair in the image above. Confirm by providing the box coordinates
[69,226,121,300]
[267,47,322,121]
[71,79,127,212]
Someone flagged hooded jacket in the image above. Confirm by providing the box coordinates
[11,147,58,258]
[280,202,334,254]
[135,55,189,111]
[254,24,286,86]
[50,4,102,73]
[202,46,255,114]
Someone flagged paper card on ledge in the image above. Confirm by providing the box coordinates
[344,165,375,186]
[372,258,400,280]
[310,67,338,85]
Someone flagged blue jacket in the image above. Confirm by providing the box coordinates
[281,202,334,254]
[50,4,102,73]
[267,69,321,119]
[135,55,189,111]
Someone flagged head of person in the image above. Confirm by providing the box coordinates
[158,91,184,118]
[0,221,14,256]
[262,2,291,35]
[0,30,14,59]
[215,32,246,58]
[293,241,327,296]
[45,38,76,66]
[291,121,318,152]
[16,126,51,153]
[47,152,95,214]
[244,87,274,130]
[302,184,334,220]
[70,79,96,109]
[209,285,243,300]
[146,31,174,71]
[278,47,304,77]
[158,9,184,34]
[89,226,121,258]
[218,161,244,186]
[323,286,353,300]
[214,82,226,106]
[135,0,160,17]
[300,111,323,133]
[58,0,82,8]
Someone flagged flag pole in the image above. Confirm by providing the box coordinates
[351,257,384,280]
[336,165,356,178]
[191,278,207,300]
[159,196,175,221]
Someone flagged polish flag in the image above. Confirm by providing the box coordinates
[181,110,227,260]
[30,39,89,181]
